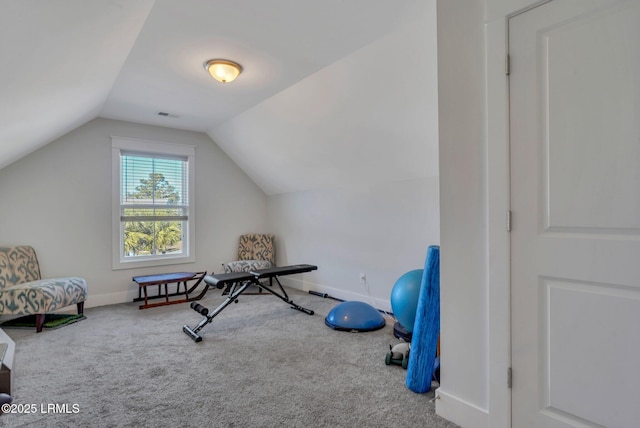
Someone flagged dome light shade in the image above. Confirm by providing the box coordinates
[204,59,242,83]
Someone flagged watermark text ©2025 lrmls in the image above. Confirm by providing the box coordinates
[2,403,80,414]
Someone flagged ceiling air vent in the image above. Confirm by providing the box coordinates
[156,111,180,118]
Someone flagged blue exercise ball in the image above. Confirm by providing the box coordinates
[390,269,423,333]
[325,301,385,332]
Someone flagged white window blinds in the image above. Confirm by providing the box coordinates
[120,152,189,223]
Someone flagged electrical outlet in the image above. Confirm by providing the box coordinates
[359,272,366,283]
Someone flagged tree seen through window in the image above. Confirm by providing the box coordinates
[122,169,186,257]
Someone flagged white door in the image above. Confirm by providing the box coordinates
[509,1,640,427]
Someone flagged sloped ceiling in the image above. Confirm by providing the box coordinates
[0,0,155,170]
[0,0,436,194]
[210,12,438,195]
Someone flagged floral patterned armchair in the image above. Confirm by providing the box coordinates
[224,234,275,274]
[0,246,88,332]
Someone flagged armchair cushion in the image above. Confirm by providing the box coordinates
[224,259,272,274]
[0,277,87,315]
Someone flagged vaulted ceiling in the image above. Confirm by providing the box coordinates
[1,0,437,194]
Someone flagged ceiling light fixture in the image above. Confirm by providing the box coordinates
[204,59,242,83]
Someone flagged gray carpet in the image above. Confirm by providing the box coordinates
[0,287,458,427]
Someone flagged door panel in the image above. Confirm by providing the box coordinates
[509,1,640,427]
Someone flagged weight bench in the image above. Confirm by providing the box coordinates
[182,264,317,342]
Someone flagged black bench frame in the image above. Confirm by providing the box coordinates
[182,264,317,342]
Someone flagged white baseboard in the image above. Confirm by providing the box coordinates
[84,290,133,309]
[80,279,391,314]
[435,387,490,428]
[279,277,392,313]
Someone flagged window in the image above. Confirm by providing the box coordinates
[112,137,195,269]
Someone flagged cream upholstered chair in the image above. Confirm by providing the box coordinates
[224,234,275,274]
[223,234,275,294]
[0,246,87,332]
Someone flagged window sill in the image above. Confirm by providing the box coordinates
[112,254,195,271]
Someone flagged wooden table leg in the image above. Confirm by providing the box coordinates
[182,281,189,299]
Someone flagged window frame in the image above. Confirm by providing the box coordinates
[111,136,196,270]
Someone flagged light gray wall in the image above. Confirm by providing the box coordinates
[267,177,440,311]
[0,118,267,307]
[210,1,440,312]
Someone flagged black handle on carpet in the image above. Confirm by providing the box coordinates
[308,290,328,298]
[308,290,343,302]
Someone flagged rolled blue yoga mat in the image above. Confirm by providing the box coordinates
[406,245,440,393]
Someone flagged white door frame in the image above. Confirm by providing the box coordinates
[485,1,553,427]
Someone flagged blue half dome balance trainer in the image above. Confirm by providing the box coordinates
[325,301,386,332]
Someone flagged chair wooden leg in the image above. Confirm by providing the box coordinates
[35,314,45,333]
[77,301,84,314]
